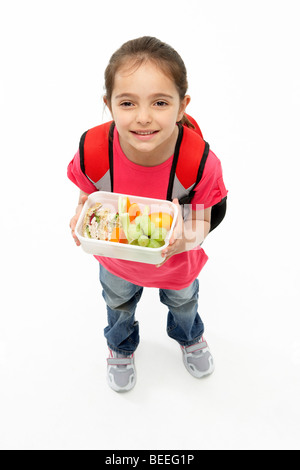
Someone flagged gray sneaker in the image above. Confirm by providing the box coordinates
[181,337,215,378]
[107,349,136,392]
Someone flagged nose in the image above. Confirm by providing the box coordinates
[136,106,152,125]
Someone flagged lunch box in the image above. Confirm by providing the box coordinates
[75,191,178,265]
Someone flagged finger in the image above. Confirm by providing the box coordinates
[167,237,174,247]
[156,253,169,267]
[70,213,79,229]
[167,227,179,248]
[72,231,80,246]
[156,249,174,267]
[156,250,169,268]
[156,259,166,268]
[162,239,178,257]
[170,199,183,238]
[80,195,88,204]
[161,247,169,258]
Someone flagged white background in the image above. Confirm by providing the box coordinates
[0,0,299,450]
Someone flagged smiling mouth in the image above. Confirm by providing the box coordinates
[131,130,159,136]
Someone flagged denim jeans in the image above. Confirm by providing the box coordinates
[99,265,204,355]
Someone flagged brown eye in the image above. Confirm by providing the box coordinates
[120,102,134,107]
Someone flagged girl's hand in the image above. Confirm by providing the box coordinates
[69,193,88,246]
[156,199,185,268]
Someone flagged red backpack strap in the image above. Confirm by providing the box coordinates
[79,121,114,187]
[176,124,207,190]
[166,124,209,203]
[167,124,227,233]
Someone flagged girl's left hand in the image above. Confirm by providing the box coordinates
[156,199,185,268]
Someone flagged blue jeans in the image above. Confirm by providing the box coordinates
[99,265,204,355]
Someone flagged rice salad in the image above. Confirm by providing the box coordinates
[83,203,121,240]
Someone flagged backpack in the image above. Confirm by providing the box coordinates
[78,115,227,233]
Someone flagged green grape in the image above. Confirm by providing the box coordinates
[148,239,163,248]
[151,227,167,241]
[129,239,139,246]
[128,223,143,241]
[138,235,150,247]
[140,215,156,237]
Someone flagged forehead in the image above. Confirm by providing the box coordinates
[112,60,179,98]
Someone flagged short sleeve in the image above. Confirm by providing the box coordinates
[191,150,228,210]
[67,149,97,194]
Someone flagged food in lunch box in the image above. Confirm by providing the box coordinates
[150,212,173,230]
[82,196,172,248]
[118,196,169,248]
[83,203,122,241]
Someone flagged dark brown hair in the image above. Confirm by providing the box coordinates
[104,36,194,128]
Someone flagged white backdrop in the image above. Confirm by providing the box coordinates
[1,0,299,450]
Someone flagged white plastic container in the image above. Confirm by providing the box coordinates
[75,191,178,265]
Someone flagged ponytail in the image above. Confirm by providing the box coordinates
[180,114,195,129]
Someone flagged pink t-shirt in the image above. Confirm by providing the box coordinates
[68,127,228,289]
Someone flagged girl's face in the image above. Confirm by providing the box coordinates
[106,61,190,162]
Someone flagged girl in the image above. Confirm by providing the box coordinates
[68,37,228,392]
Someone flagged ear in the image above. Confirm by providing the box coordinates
[177,95,191,122]
[103,96,113,116]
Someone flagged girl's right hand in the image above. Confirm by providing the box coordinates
[69,193,88,246]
